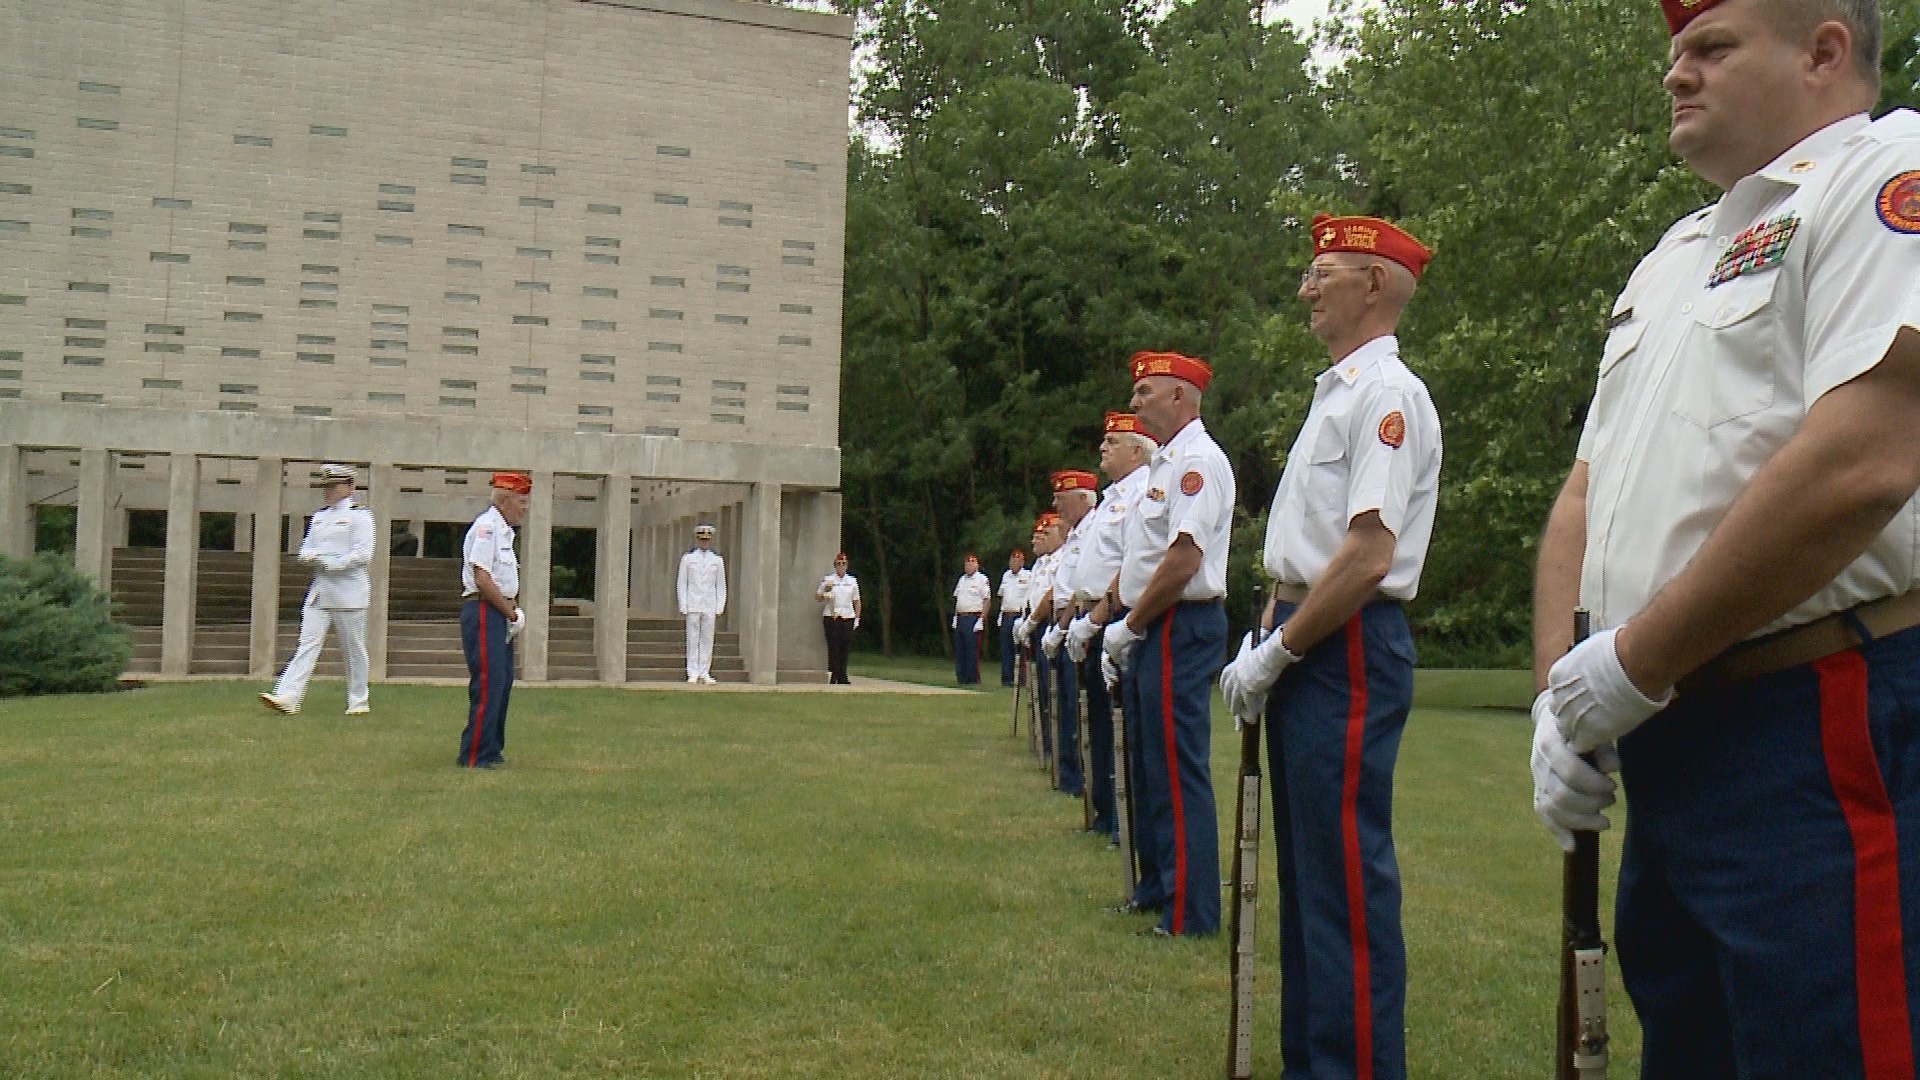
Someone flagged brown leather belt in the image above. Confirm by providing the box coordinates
[1681,591,1920,693]
[1269,583,1396,606]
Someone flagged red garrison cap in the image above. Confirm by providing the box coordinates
[491,472,532,495]
[1129,350,1211,390]
[1034,511,1059,531]
[1103,411,1158,444]
[1662,0,1725,33]
[1051,470,1099,493]
[1311,214,1433,279]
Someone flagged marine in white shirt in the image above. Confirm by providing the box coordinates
[1045,471,1099,798]
[677,523,728,684]
[951,553,993,685]
[1100,351,1233,938]
[816,555,861,684]
[457,472,530,770]
[996,550,1031,687]
[1219,214,1439,1079]
[1528,2,1920,1072]
[261,463,376,716]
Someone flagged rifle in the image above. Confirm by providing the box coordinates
[1110,626,1138,903]
[1556,609,1609,1080]
[1011,636,1025,740]
[1226,585,1267,1080]
[1027,644,1043,765]
[1078,648,1094,832]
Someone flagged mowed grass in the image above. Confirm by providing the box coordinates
[0,677,1637,1078]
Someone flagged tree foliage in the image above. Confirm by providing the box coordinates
[0,553,131,698]
[828,0,1920,664]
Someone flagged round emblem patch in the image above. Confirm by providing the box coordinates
[1377,411,1406,448]
[1878,171,1920,234]
[1179,470,1204,497]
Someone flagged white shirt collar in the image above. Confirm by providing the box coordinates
[1317,335,1399,387]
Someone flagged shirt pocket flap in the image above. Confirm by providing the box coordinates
[1599,320,1645,377]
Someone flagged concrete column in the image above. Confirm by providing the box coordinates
[160,452,199,675]
[0,443,26,559]
[521,468,555,681]
[74,448,112,588]
[366,463,395,680]
[741,482,782,685]
[248,457,283,677]
[233,512,254,554]
[595,472,632,682]
[718,503,739,630]
[628,525,648,614]
[110,506,129,550]
[779,491,840,682]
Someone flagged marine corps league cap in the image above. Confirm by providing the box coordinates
[1050,470,1099,493]
[1311,214,1433,278]
[1128,351,1211,391]
[491,472,532,494]
[1661,0,1726,33]
[1103,411,1158,443]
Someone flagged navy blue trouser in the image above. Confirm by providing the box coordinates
[1130,599,1225,936]
[1614,623,1920,1080]
[1030,621,1053,754]
[1120,639,1167,911]
[1054,637,1083,795]
[1081,641,1116,835]
[953,613,982,684]
[1266,600,1413,1080]
[458,598,513,768]
[999,614,1019,685]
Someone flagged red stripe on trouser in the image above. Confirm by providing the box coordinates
[1814,649,1914,1080]
[1160,609,1186,935]
[1342,616,1374,1080]
[469,606,489,766]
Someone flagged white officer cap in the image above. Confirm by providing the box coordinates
[694,524,716,538]
[319,463,356,484]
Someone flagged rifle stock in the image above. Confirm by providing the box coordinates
[1226,586,1266,1080]
[1556,609,1609,1079]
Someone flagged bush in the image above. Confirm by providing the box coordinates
[0,553,132,697]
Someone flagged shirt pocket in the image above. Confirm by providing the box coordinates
[1304,420,1350,514]
[1674,272,1780,430]
[1598,317,1644,379]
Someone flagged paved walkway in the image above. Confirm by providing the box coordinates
[120,673,971,696]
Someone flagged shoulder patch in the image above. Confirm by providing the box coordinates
[1878,171,1920,234]
[1179,470,1204,496]
[1378,411,1406,448]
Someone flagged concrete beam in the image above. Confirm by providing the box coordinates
[248,457,283,677]
[521,469,555,681]
[160,453,199,675]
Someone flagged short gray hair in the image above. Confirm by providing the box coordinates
[1764,0,1881,86]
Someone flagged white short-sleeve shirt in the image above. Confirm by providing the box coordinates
[1578,111,1920,635]
[1073,464,1149,602]
[461,505,520,600]
[1053,510,1093,608]
[1262,335,1442,600]
[953,571,992,614]
[999,567,1031,613]
[819,572,860,618]
[1024,554,1054,616]
[1119,417,1235,606]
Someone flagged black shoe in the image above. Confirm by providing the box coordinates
[1137,925,1174,938]
[1106,900,1161,916]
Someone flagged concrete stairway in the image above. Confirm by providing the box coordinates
[112,549,743,682]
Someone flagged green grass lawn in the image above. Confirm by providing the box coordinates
[0,678,1633,1078]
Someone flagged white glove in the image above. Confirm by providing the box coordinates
[1102,617,1140,673]
[1548,626,1672,754]
[951,614,958,630]
[1218,632,1270,728]
[1013,616,1030,640]
[504,608,526,643]
[852,616,860,630]
[1041,624,1064,659]
[1530,692,1621,852]
[1066,614,1099,662]
[1100,650,1121,691]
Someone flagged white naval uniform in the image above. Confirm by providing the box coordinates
[1118,418,1235,607]
[272,494,376,709]
[1072,465,1149,604]
[1578,111,1920,635]
[677,547,728,680]
[1261,334,1442,599]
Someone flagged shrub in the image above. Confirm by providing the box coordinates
[0,553,132,697]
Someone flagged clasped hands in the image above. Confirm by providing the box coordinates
[1217,625,1301,727]
[1529,625,1674,851]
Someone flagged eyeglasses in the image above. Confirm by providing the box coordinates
[1299,264,1369,289]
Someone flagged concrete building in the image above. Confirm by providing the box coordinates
[0,0,852,683]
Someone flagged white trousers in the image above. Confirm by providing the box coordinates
[273,597,370,708]
[685,613,716,679]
